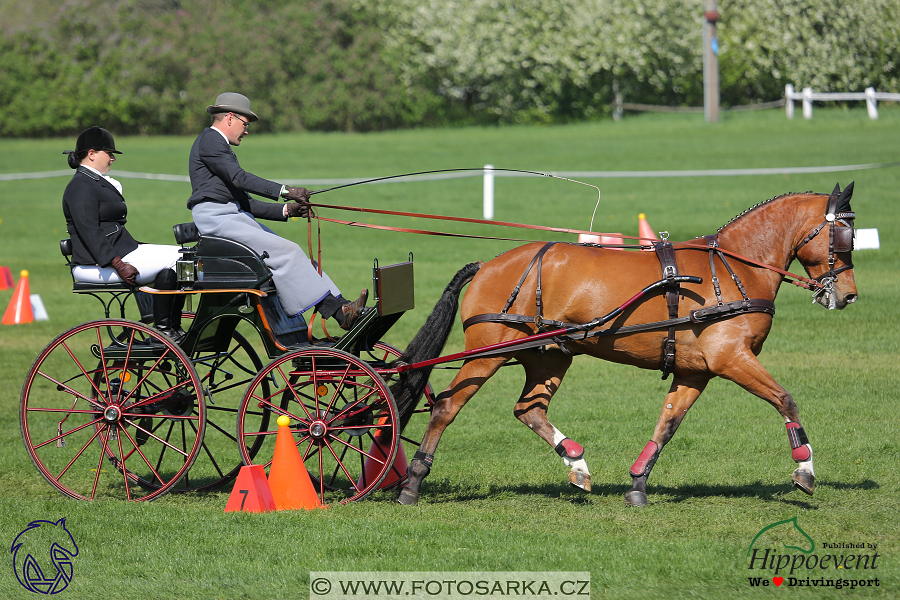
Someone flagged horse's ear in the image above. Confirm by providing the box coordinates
[837,181,854,213]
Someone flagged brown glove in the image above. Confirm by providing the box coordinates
[110,256,139,286]
[285,202,310,218]
[283,186,311,202]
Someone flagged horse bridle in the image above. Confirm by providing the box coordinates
[795,186,855,303]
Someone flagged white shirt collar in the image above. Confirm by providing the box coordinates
[211,125,231,145]
[81,164,123,195]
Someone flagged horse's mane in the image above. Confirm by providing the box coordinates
[717,190,821,233]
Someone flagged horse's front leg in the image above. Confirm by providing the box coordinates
[718,352,815,496]
[625,375,710,506]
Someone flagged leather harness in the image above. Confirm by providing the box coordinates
[462,240,776,378]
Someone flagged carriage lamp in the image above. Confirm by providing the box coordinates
[176,256,203,287]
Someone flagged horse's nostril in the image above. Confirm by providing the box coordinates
[845,294,858,304]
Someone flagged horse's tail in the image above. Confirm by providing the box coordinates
[391,261,482,430]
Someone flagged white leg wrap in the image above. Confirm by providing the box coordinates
[551,426,590,475]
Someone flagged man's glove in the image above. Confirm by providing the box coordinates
[110,256,139,286]
[283,186,311,202]
[285,202,310,218]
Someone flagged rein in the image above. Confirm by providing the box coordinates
[302,201,828,291]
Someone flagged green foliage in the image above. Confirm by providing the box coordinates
[0,0,443,137]
[1,0,899,134]
[370,0,900,122]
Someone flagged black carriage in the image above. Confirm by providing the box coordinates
[20,224,432,503]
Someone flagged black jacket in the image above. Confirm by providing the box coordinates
[62,167,139,267]
[186,127,286,221]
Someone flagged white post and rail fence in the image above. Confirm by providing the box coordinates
[785,84,900,120]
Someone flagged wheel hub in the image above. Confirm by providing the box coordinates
[309,420,327,439]
[103,405,122,423]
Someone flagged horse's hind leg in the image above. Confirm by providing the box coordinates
[397,356,508,506]
[717,351,815,496]
[513,351,590,491]
[625,375,710,506]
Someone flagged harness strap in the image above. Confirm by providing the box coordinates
[462,300,775,358]
[704,234,724,305]
[501,242,556,315]
[654,241,680,379]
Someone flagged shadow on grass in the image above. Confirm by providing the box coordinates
[408,478,880,507]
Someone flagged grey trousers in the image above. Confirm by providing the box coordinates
[191,201,340,316]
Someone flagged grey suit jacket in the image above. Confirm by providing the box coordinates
[186,127,286,221]
[62,167,140,267]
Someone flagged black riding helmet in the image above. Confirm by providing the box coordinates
[64,126,122,169]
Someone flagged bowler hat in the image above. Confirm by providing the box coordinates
[206,92,259,122]
[73,126,122,154]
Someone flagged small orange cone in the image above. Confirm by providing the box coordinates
[357,432,407,491]
[599,233,625,250]
[225,465,276,513]
[2,270,34,325]
[577,233,602,244]
[638,213,659,250]
[0,266,13,290]
[268,415,324,510]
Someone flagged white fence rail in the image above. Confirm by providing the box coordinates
[785,84,900,120]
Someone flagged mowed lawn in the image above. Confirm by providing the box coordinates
[0,109,898,599]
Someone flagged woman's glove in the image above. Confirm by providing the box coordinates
[110,256,139,286]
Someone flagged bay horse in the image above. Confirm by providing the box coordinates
[391,183,857,506]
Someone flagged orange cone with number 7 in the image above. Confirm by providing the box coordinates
[268,415,325,510]
[2,270,34,325]
[224,465,275,513]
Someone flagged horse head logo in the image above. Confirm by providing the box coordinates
[747,516,814,558]
[10,518,79,594]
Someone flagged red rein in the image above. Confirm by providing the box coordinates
[302,202,823,291]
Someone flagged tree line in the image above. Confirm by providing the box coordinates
[2,0,897,137]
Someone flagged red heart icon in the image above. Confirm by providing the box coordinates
[773,577,784,586]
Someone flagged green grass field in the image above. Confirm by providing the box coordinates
[1,109,898,599]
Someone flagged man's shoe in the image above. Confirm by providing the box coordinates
[340,289,369,330]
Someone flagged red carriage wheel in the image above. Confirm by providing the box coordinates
[20,319,205,501]
[236,347,399,504]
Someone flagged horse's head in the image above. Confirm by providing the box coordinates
[795,183,858,310]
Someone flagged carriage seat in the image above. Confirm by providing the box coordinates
[60,238,134,292]
[174,227,274,291]
[172,223,308,344]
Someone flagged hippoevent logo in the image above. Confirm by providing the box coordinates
[10,518,79,595]
[746,517,880,590]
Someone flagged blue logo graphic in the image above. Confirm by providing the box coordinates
[10,518,79,594]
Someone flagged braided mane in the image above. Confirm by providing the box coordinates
[717,191,821,233]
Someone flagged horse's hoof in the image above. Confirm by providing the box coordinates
[624,490,648,506]
[397,488,419,506]
[792,469,815,496]
[568,470,591,492]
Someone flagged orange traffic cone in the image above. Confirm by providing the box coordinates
[357,432,407,491]
[638,213,659,250]
[268,415,324,510]
[2,270,34,325]
[0,266,13,290]
[599,233,624,250]
[577,233,602,244]
[225,465,276,513]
